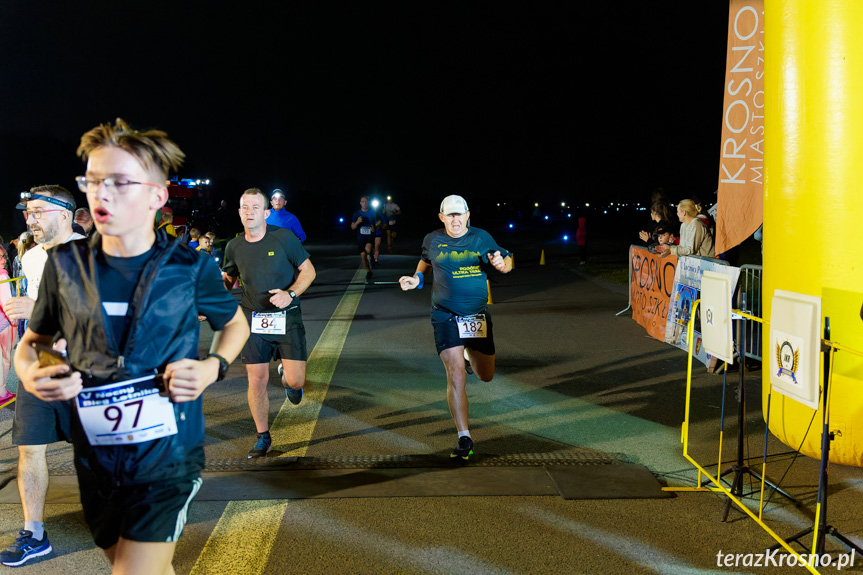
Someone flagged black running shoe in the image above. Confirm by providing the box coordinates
[464,359,474,376]
[450,436,474,461]
[0,530,52,567]
[247,433,272,458]
[366,271,373,281]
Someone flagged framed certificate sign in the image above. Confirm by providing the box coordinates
[769,289,822,410]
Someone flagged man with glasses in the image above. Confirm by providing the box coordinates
[222,188,316,458]
[265,188,306,243]
[399,195,512,462]
[1,185,85,567]
[11,118,249,574]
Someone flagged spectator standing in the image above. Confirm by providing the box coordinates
[575,216,587,265]
[0,244,15,406]
[638,201,675,245]
[73,208,93,235]
[656,199,714,258]
[157,211,177,237]
[188,228,200,248]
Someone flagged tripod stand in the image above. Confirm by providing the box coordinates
[770,317,863,555]
[720,293,800,521]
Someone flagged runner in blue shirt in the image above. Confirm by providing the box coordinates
[399,195,512,461]
[265,189,306,243]
[350,196,377,280]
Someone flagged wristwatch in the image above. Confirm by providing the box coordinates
[288,289,297,299]
[207,353,229,381]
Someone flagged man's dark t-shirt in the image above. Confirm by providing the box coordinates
[222,225,310,313]
[421,227,509,317]
[352,209,377,239]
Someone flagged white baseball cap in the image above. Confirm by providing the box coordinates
[440,195,469,215]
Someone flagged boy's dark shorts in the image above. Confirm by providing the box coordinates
[242,307,308,364]
[12,386,73,445]
[79,471,203,549]
[431,306,495,356]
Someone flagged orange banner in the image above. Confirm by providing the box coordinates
[629,246,678,340]
[715,0,765,255]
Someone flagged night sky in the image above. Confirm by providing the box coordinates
[0,2,729,236]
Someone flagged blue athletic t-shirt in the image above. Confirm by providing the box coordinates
[265,209,306,243]
[352,209,377,239]
[421,227,510,317]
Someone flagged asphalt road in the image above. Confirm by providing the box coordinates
[1,232,862,574]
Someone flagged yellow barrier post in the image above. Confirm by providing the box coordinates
[539,250,545,266]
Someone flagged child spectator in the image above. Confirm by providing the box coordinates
[188,228,200,249]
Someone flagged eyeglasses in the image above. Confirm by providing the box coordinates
[75,176,164,195]
[25,209,65,220]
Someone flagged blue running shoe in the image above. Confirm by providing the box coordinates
[450,436,474,461]
[286,386,303,406]
[247,434,272,458]
[0,530,52,567]
[279,364,303,406]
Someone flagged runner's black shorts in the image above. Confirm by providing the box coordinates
[241,306,308,364]
[12,386,73,445]
[357,234,373,252]
[77,468,202,549]
[431,306,495,356]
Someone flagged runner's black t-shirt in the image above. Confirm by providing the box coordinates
[421,227,509,317]
[96,247,156,351]
[31,242,238,353]
[221,225,310,313]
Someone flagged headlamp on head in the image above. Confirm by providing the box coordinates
[16,191,74,211]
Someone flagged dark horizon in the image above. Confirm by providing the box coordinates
[0,2,730,239]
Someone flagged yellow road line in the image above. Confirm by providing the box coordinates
[189,500,288,575]
[273,268,367,456]
[190,268,367,574]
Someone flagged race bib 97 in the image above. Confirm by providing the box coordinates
[77,375,177,446]
[457,314,487,338]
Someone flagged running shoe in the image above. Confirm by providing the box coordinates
[0,530,52,567]
[247,434,272,458]
[450,436,474,461]
[278,364,303,406]
[372,259,379,269]
[286,386,303,406]
[366,271,373,281]
[464,359,473,376]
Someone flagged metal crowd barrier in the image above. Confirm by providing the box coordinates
[738,265,763,362]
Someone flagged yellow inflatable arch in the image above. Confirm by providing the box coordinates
[763,0,863,466]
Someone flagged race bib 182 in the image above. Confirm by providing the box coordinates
[457,314,487,338]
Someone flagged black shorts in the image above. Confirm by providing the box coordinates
[242,307,308,364]
[431,306,495,356]
[387,222,398,233]
[11,385,73,446]
[78,470,202,549]
[357,235,373,252]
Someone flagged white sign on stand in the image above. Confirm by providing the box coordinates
[700,271,735,364]
[769,290,822,410]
